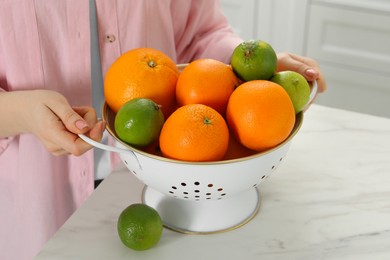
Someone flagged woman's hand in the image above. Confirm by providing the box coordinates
[0,89,104,156]
[276,52,327,93]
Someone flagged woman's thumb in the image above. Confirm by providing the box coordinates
[303,68,319,81]
[74,119,89,131]
[62,110,90,133]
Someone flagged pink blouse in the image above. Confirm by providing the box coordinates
[0,0,242,258]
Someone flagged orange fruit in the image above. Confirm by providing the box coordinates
[104,47,179,117]
[176,59,239,115]
[230,40,277,81]
[223,130,257,160]
[226,80,295,151]
[140,139,162,157]
[159,104,229,162]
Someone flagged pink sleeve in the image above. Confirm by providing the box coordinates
[172,0,243,64]
[0,137,14,155]
[0,34,13,154]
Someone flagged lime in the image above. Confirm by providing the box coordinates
[270,71,311,113]
[117,203,163,251]
[230,40,277,81]
[114,98,164,147]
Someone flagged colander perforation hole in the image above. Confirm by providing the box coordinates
[167,182,228,200]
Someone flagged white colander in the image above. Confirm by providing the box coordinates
[80,67,317,234]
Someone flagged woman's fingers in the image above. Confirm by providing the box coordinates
[72,120,106,156]
[44,120,105,156]
[35,92,104,156]
[277,52,327,92]
[44,96,93,134]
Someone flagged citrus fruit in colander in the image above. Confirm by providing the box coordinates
[226,80,295,151]
[114,98,164,147]
[176,58,239,116]
[270,70,311,113]
[230,40,277,81]
[159,104,229,162]
[104,47,179,118]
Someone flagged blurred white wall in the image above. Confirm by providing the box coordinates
[220,0,390,118]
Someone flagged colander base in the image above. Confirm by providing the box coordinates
[142,186,261,234]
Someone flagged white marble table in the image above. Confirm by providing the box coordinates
[36,105,390,260]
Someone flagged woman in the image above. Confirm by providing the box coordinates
[0,1,325,259]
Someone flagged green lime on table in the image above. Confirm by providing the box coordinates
[270,71,311,113]
[117,203,163,251]
[230,39,277,81]
[114,98,164,147]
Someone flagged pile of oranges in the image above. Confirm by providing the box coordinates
[104,43,297,162]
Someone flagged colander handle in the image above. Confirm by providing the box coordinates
[304,80,318,111]
[78,133,142,170]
